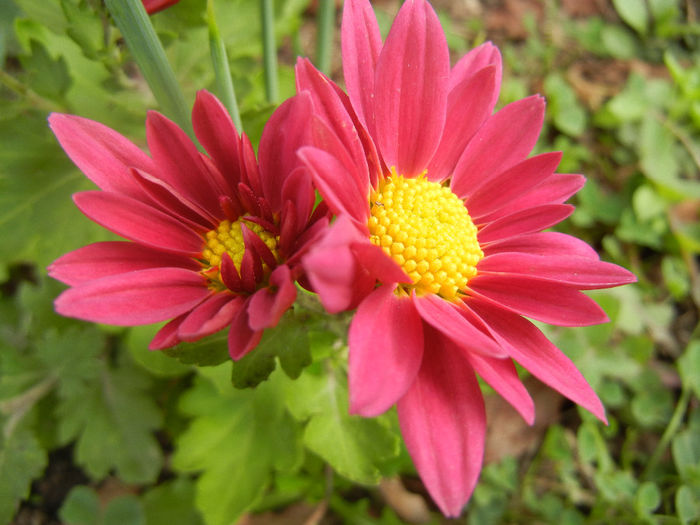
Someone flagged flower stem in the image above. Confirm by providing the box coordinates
[104,0,192,136]
[261,0,278,103]
[316,0,336,75]
[206,0,243,132]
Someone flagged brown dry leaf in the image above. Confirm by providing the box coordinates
[484,377,564,465]
[485,0,545,40]
[379,477,431,524]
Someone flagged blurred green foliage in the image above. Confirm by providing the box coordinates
[1,0,699,524]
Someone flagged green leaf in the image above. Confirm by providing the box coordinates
[678,342,700,397]
[172,366,301,525]
[56,350,163,484]
[59,486,100,525]
[18,39,71,100]
[672,428,700,483]
[103,495,145,525]
[676,485,700,524]
[0,425,48,524]
[142,478,203,525]
[163,333,230,367]
[544,73,587,137]
[284,367,399,485]
[635,481,661,516]
[662,255,691,300]
[231,311,312,388]
[611,0,649,35]
[126,325,192,378]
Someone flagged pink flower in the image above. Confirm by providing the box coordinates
[142,0,180,15]
[48,91,328,359]
[297,0,636,516]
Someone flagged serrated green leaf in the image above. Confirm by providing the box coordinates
[173,367,301,525]
[0,425,48,524]
[231,311,311,388]
[142,478,203,525]
[56,352,163,483]
[59,485,100,525]
[284,369,399,485]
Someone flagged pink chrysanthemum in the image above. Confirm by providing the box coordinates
[48,91,328,359]
[297,0,636,516]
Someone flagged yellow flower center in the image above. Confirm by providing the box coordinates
[368,171,483,300]
[201,219,278,285]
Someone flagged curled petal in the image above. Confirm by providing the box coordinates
[178,293,244,342]
[228,302,263,360]
[348,284,424,416]
[247,265,297,331]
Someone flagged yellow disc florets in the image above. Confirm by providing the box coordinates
[368,171,483,300]
[201,219,278,286]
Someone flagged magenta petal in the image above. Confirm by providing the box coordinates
[54,268,209,325]
[451,95,545,199]
[466,352,535,424]
[149,315,186,350]
[413,293,507,357]
[350,240,411,284]
[73,191,204,255]
[478,253,637,289]
[192,90,242,184]
[48,241,199,286]
[470,299,606,422]
[247,265,297,331]
[374,0,450,175]
[483,232,600,260]
[303,216,374,313]
[468,274,609,326]
[341,0,382,134]
[227,301,263,360]
[258,94,313,212]
[178,293,243,342]
[298,146,368,223]
[397,326,486,517]
[477,204,574,244]
[466,152,562,219]
[449,42,502,106]
[146,111,228,212]
[428,66,497,182]
[348,284,424,417]
[48,113,154,200]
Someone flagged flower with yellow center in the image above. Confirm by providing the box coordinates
[298,0,635,518]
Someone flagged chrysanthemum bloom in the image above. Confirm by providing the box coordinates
[298,0,636,516]
[48,90,328,359]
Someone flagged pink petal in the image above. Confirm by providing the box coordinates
[302,216,375,313]
[341,0,382,134]
[350,240,411,284]
[298,146,369,224]
[374,0,450,175]
[178,293,244,342]
[397,326,486,517]
[192,90,243,186]
[227,301,263,360]
[466,152,562,219]
[413,293,507,357]
[258,93,313,212]
[48,241,199,286]
[48,113,154,200]
[348,284,424,416]
[296,58,370,194]
[427,66,497,182]
[468,274,609,326]
[483,231,600,259]
[451,95,545,199]
[247,265,297,331]
[149,315,185,350]
[449,42,502,107]
[465,352,534,424]
[282,167,315,228]
[476,204,574,244]
[73,191,204,255]
[478,253,637,289]
[54,268,209,325]
[469,299,606,422]
[146,111,229,213]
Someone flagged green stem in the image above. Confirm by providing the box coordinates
[261,0,278,103]
[104,0,192,136]
[316,0,336,75]
[207,0,243,132]
[642,386,691,479]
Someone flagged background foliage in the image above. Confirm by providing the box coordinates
[1,0,699,523]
